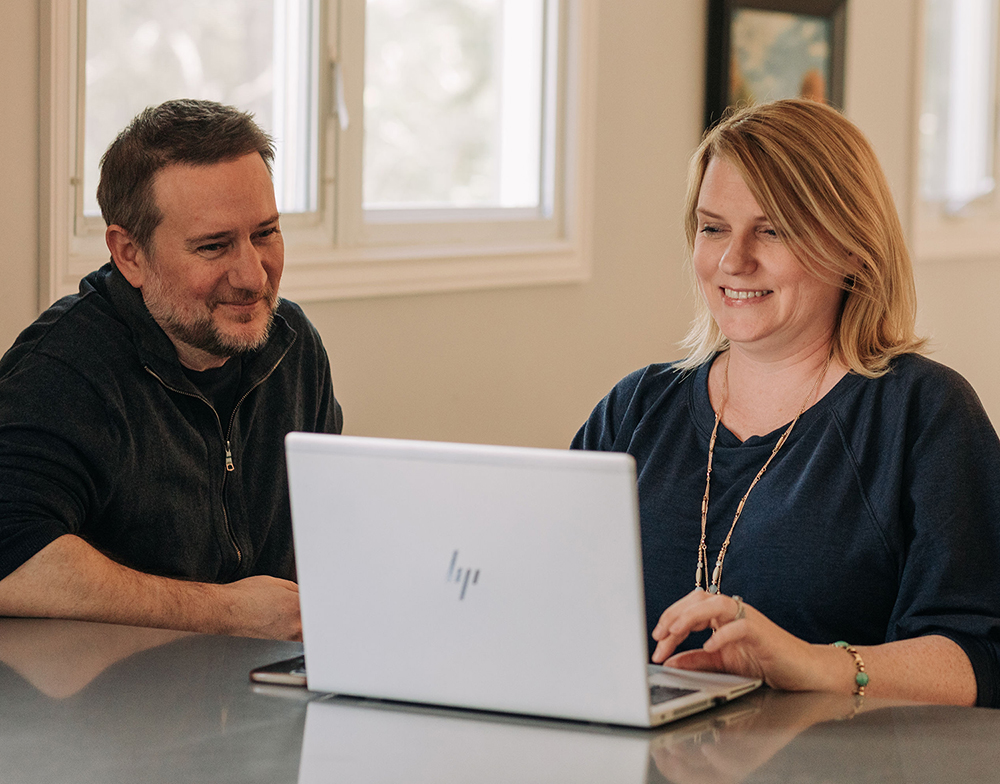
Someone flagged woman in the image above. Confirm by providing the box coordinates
[572,99,1000,707]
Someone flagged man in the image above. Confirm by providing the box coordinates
[0,100,342,639]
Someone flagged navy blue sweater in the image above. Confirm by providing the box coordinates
[0,264,342,583]
[573,355,1000,708]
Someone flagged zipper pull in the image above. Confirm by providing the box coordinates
[225,441,235,472]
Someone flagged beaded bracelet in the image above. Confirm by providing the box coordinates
[833,641,869,696]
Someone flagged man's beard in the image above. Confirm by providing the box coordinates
[146,280,279,360]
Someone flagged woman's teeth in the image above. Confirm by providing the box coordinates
[724,288,769,299]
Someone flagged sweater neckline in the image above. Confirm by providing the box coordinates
[689,353,860,449]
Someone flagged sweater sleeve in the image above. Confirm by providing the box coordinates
[571,367,650,452]
[882,364,1000,707]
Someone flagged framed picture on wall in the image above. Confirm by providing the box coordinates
[704,0,847,129]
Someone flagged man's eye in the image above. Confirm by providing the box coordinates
[199,243,226,253]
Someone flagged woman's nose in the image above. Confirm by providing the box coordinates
[719,233,757,275]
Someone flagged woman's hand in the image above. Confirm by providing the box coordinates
[651,589,829,692]
[651,589,979,702]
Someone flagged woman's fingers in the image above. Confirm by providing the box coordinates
[650,589,829,689]
[651,591,751,664]
[702,608,752,652]
[654,590,746,636]
[663,647,726,672]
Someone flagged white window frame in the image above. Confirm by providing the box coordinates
[912,0,1000,262]
[39,0,597,309]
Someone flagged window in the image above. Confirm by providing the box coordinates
[363,0,546,212]
[82,0,319,218]
[40,0,596,307]
[914,0,1000,260]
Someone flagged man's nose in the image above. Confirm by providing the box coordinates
[228,239,268,291]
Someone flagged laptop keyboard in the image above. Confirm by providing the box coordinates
[649,684,698,705]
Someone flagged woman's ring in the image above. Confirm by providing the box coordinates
[731,595,746,621]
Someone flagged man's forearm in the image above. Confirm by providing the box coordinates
[0,534,301,640]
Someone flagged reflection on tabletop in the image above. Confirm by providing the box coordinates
[0,617,193,698]
[298,688,1000,784]
[0,617,306,784]
[3,618,1000,784]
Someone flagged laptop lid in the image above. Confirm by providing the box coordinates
[286,433,758,727]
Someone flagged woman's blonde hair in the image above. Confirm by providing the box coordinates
[677,99,925,376]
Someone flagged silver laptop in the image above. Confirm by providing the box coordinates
[284,433,760,727]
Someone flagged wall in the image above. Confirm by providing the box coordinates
[916,257,1000,423]
[3,0,999,444]
[1,2,40,349]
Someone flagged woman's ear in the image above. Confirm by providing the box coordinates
[106,225,147,289]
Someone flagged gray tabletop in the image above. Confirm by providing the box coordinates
[2,618,999,783]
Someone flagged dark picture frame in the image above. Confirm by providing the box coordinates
[705,0,847,129]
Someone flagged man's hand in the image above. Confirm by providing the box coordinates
[218,576,301,641]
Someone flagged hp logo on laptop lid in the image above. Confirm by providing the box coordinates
[447,550,480,600]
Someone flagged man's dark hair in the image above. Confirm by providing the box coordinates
[96,99,276,254]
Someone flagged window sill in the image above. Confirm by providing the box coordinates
[42,235,591,305]
[280,240,590,301]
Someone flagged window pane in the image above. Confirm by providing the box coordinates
[84,0,318,216]
[919,0,998,211]
[363,0,546,211]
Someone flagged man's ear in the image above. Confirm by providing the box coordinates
[106,225,147,289]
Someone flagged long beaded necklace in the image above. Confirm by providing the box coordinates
[696,351,832,594]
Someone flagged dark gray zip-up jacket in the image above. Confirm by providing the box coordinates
[0,263,343,583]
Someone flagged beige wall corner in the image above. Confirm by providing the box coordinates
[0,1,40,347]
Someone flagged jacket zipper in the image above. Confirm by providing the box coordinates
[144,366,244,570]
[221,352,288,472]
[143,346,292,577]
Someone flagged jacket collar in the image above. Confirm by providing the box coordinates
[94,262,297,396]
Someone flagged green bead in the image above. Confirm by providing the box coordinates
[833,640,848,648]
[856,672,869,687]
